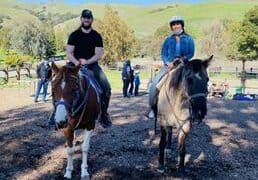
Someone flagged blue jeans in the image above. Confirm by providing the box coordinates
[81,64,111,114]
[149,66,167,108]
[34,79,49,102]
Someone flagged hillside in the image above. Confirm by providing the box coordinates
[0,0,257,38]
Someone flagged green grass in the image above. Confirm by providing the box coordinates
[105,69,150,91]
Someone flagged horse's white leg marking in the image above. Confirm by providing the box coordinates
[81,130,92,177]
[64,146,74,179]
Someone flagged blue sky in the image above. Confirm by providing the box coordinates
[20,0,207,6]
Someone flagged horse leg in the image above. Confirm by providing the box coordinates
[165,126,172,153]
[177,122,190,176]
[81,129,92,178]
[157,126,167,173]
[153,105,158,135]
[63,128,74,179]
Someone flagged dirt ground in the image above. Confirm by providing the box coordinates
[0,87,258,180]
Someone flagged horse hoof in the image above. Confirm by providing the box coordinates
[81,170,89,179]
[157,164,165,173]
[64,171,72,179]
[81,175,90,180]
[178,167,185,177]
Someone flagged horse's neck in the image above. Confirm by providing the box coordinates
[165,77,189,110]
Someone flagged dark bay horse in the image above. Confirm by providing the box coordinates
[156,56,213,176]
[51,63,101,179]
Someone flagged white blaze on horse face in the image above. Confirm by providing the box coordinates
[55,98,68,123]
[61,79,66,89]
[195,73,202,80]
[55,79,68,123]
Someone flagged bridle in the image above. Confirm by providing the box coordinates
[53,67,91,129]
[163,65,208,135]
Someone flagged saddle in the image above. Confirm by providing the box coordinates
[79,67,102,99]
[69,67,102,117]
[156,60,184,91]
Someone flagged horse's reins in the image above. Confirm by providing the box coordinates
[54,69,93,131]
[162,66,207,136]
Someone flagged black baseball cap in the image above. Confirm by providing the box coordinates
[81,9,93,19]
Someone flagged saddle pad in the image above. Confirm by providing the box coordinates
[156,70,174,91]
[79,69,102,103]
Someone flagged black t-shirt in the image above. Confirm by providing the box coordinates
[67,28,103,67]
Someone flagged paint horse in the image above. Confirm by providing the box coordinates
[156,56,212,176]
[51,63,101,179]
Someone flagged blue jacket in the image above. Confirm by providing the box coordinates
[161,33,195,65]
[134,75,140,86]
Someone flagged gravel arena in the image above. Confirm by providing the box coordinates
[0,88,258,180]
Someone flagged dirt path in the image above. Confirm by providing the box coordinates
[0,89,258,179]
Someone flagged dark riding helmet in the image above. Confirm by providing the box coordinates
[169,16,184,27]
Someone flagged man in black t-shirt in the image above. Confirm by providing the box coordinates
[67,9,112,128]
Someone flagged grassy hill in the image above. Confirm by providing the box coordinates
[0,0,257,38]
[0,0,257,64]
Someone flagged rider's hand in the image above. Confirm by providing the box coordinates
[166,62,174,72]
[73,60,81,66]
[79,58,88,65]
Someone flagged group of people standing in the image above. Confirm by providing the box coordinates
[122,60,140,98]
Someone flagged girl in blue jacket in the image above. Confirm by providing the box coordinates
[148,16,195,118]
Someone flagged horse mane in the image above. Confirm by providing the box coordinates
[170,59,204,89]
[52,65,79,92]
[170,65,184,89]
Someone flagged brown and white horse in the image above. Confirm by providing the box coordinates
[51,63,101,179]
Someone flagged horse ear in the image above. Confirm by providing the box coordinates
[51,62,59,74]
[203,55,213,68]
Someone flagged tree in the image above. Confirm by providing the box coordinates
[0,27,11,52]
[98,6,137,66]
[225,6,258,92]
[55,30,66,52]
[9,21,56,58]
[200,20,226,57]
[43,23,56,58]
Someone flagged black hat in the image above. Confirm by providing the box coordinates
[81,9,93,19]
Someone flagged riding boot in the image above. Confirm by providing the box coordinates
[99,94,112,128]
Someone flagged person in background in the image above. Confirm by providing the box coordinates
[128,68,134,96]
[34,59,52,103]
[122,60,132,98]
[134,70,140,96]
